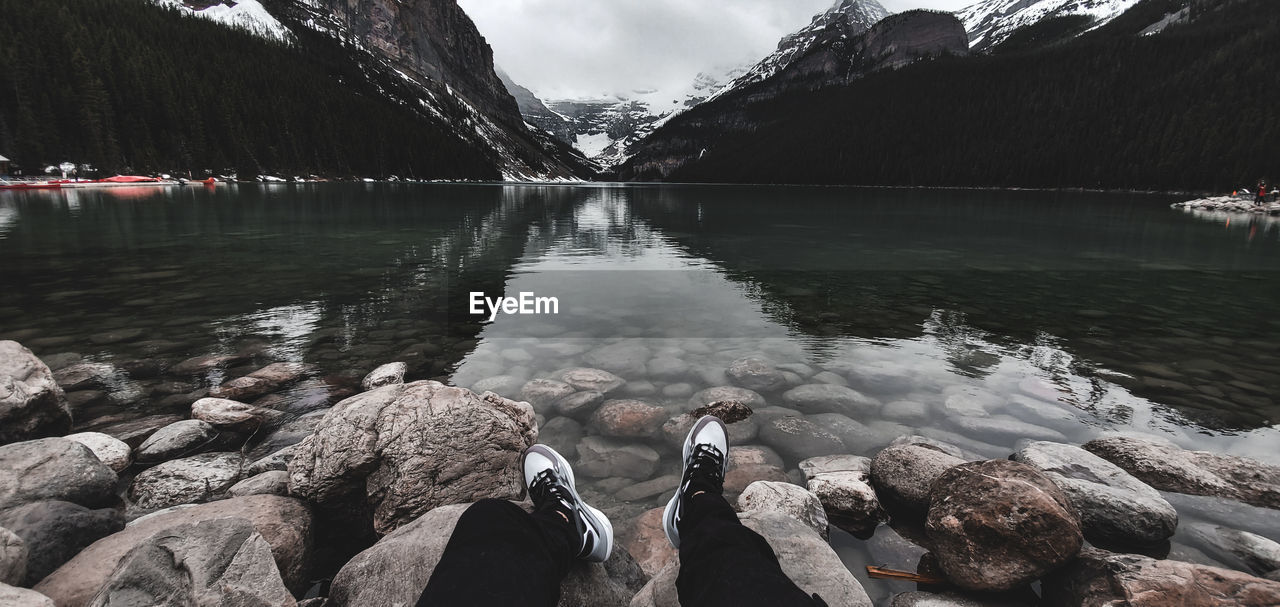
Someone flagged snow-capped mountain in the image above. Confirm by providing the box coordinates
[157,0,292,43]
[712,0,891,100]
[958,0,1143,51]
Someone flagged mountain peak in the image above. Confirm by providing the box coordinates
[958,0,1143,51]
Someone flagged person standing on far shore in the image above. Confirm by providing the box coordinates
[1256,182,1268,205]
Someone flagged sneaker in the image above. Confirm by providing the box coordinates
[662,415,729,549]
[523,444,613,562]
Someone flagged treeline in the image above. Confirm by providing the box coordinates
[626,0,1280,191]
[0,0,498,179]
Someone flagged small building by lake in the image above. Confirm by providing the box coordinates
[0,155,9,175]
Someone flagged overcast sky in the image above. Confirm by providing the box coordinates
[457,0,973,101]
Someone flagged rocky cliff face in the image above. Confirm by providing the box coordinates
[958,0,1142,52]
[618,9,968,181]
[496,68,575,143]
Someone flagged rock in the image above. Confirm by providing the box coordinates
[724,446,789,495]
[807,413,882,454]
[128,452,246,511]
[688,399,754,424]
[330,502,646,607]
[1185,522,1280,575]
[0,438,117,510]
[620,507,676,577]
[726,357,786,392]
[52,362,117,392]
[882,400,931,424]
[688,386,765,411]
[288,381,537,534]
[540,417,584,460]
[646,357,689,382]
[1012,441,1177,545]
[361,362,407,391]
[0,526,26,586]
[210,362,310,401]
[799,455,884,534]
[0,341,71,445]
[36,495,314,604]
[80,413,184,448]
[470,375,525,399]
[889,435,974,460]
[1083,434,1280,510]
[781,384,880,416]
[0,501,124,586]
[891,591,1028,606]
[947,416,1068,444]
[192,397,284,431]
[758,416,845,461]
[870,443,966,511]
[1268,570,1280,582]
[737,481,828,539]
[520,379,576,413]
[583,342,651,378]
[575,436,660,480]
[926,459,1083,591]
[170,353,248,376]
[136,420,219,462]
[660,383,694,399]
[1042,548,1280,607]
[228,471,291,498]
[62,432,131,473]
[615,474,680,501]
[246,445,298,476]
[0,583,55,607]
[556,368,625,394]
[86,518,295,607]
[555,390,605,419]
[588,400,667,438]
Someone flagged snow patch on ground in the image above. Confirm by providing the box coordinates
[574,133,615,159]
[157,0,291,43]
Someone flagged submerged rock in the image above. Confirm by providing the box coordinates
[209,362,310,402]
[1013,441,1177,545]
[288,381,536,534]
[191,397,284,432]
[726,357,787,393]
[589,400,666,439]
[556,367,626,394]
[724,446,789,495]
[781,383,880,416]
[926,460,1083,591]
[136,419,219,463]
[1184,522,1280,576]
[86,518,295,607]
[619,507,676,578]
[0,341,71,445]
[520,379,576,413]
[575,436,660,480]
[555,390,606,420]
[1084,434,1280,510]
[36,495,314,604]
[688,386,765,410]
[758,416,845,461]
[329,502,645,607]
[1042,547,1280,607]
[0,438,117,511]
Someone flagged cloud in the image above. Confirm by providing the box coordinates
[458,0,974,100]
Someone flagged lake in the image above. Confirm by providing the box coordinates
[2,183,1278,602]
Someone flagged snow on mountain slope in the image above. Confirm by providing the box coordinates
[958,0,1142,51]
[711,0,890,100]
[156,0,292,43]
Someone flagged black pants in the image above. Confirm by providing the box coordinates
[416,496,823,607]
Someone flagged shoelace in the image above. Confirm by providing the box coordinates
[685,443,726,484]
[530,469,572,509]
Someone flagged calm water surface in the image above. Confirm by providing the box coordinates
[2,183,1278,601]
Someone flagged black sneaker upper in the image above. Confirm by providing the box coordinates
[529,469,596,559]
[681,443,727,498]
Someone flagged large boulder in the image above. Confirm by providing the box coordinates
[870,442,965,512]
[329,502,646,607]
[86,518,296,607]
[288,381,537,534]
[799,455,884,535]
[128,452,246,511]
[0,438,117,511]
[1083,434,1280,510]
[62,432,131,473]
[1184,522,1280,576]
[0,341,71,445]
[1013,441,1177,545]
[0,526,25,586]
[36,495,314,605]
[737,481,828,539]
[0,583,55,607]
[0,501,124,586]
[629,510,872,607]
[135,419,219,463]
[191,397,284,432]
[1042,548,1280,607]
[619,507,676,578]
[926,460,1083,591]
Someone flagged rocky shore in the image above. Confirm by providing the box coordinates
[2,338,1280,606]
[1172,196,1280,214]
